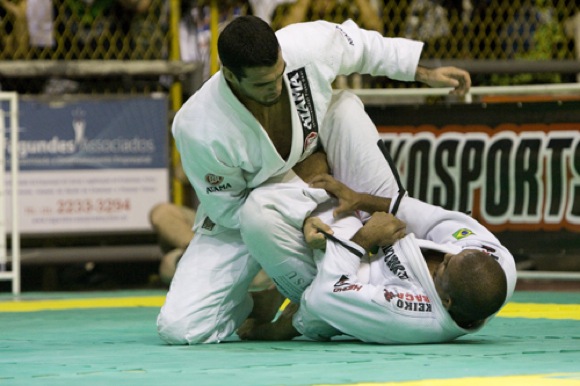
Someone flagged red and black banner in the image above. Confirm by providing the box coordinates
[367,101,580,254]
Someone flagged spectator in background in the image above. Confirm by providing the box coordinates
[58,0,152,60]
[485,0,565,85]
[274,0,383,88]
[275,0,382,31]
[149,202,196,285]
[118,0,150,13]
[0,0,53,59]
[178,0,294,93]
[500,0,556,58]
[0,0,29,59]
[249,0,296,26]
[27,0,54,50]
[178,0,247,86]
[404,0,450,41]
[0,0,54,92]
[41,0,155,94]
[402,0,476,58]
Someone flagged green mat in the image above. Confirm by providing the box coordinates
[1,290,579,386]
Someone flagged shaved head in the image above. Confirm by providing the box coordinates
[445,250,507,325]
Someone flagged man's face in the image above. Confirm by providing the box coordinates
[229,51,286,107]
[432,250,470,308]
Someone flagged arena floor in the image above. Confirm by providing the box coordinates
[1,288,579,386]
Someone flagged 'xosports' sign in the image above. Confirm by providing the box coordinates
[367,101,579,252]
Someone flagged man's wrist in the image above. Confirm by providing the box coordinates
[414,66,429,83]
[351,231,373,254]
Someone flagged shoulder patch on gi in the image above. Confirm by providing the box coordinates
[453,228,474,240]
[205,174,224,185]
[204,173,232,194]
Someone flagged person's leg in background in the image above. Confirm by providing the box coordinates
[149,203,196,284]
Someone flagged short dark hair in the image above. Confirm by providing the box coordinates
[448,250,507,325]
[217,16,280,80]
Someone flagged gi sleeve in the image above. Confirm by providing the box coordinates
[173,121,249,230]
[333,19,424,81]
[278,20,424,81]
[295,239,446,344]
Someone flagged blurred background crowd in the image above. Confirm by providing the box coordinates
[1,0,580,94]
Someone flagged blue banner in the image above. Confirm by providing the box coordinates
[8,96,168,171]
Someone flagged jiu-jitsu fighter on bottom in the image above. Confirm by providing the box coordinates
[238,162,517,344]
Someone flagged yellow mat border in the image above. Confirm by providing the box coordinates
[0,296,579,320]
[0,295,164,312]
[314,372,580,386]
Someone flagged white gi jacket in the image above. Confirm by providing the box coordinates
[295,196,517,344]
[172,19,423,233]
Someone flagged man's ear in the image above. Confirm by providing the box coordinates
[222,67,237,84]
[441,296,452,310]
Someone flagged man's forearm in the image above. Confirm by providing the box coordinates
[354,193,391,215]
[350,212,406,253]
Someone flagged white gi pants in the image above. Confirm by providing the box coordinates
[157,230,261,344]
[157,91,400,344]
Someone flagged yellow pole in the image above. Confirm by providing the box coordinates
[169,0,184,205]
[210,0,220,75]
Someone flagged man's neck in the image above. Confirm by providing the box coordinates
[422,249,444,276]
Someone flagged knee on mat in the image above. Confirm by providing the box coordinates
[157,311,213,345]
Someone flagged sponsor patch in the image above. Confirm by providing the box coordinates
[206,183,232,194]
[201,216,215,231]
[304,132,318,153]
[453,228,474,240]
[333,274,362,293]
[287,67,319,155]
[334,275,350,287]
[205,174,224,185]
[382,246,409,280]
[373,288,433,316]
